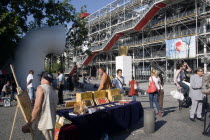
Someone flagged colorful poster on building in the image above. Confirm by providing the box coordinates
[166,36,196,59]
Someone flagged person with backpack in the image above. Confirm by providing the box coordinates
[112,69,125,94]
[147,69,163,116]
[189,67,204,122]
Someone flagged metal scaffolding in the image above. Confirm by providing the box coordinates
[67,0,210,83]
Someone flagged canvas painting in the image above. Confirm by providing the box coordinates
[166,36,196,59]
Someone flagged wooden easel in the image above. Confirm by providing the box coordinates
[9,64,34,140]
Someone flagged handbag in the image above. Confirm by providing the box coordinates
[147,77,157,93]
[170,90,184,100]
[134,83,137,90]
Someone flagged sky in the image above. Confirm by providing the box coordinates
[70,0,114,14]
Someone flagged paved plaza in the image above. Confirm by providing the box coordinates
[0,81,209,140]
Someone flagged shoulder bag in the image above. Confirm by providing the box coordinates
[147,77,157,93]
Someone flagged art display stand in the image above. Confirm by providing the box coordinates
[9,64,34,140]
[116,56,132,85]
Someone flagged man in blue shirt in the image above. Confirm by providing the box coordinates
[112,69,125,94]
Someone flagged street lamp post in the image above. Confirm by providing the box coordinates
[71,22,80,56]
[69,22,81,91]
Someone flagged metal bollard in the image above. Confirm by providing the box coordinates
[144,108,155,134]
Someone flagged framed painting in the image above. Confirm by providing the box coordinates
[112,94,122,102]
[95,98,109,105]
[83,99,94,106]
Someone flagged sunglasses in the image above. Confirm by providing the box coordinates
[198,71,203,72]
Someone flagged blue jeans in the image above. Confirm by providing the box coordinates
[132,95,136,101]
[149,91,161,112]
[178,81,189,97]
[1,91,14,100]
[28,87,35,100]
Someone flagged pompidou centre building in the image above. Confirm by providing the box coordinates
[69,0,210,82]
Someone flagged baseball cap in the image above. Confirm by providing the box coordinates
[42,72,54,83]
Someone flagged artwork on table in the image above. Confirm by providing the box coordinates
[76,92,93,102]
[112,94,122,102]
[118,100,131,104]
[105,104,115,107]
[93,90,107,99]
[65,101,77,107]
[83,99,94,106]
[106,89,120,102]
[166,35,196,59]
[95,98,109,105]
[73,101,87,114]
[97,106,105,110]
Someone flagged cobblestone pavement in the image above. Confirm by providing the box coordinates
[0,81,209,140]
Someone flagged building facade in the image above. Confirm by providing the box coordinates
[68,0,210,82]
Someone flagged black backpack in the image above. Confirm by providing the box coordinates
[182,97,192,108]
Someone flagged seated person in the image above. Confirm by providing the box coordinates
[1,81,13,100]
[174,63,190,97]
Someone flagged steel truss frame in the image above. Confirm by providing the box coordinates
[81,0,210,83]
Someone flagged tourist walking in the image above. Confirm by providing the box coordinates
[148,69,163,116]
[128,76,138,101]
[57,69,64,104]
[26,70,35,104]
[97,67,111,91]
[158,73,164,110]
[112,69,125,94]
[189,68,204,121]
[22,72,58,140]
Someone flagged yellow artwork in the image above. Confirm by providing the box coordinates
[106,89,120,102]
[118,46,129,56]
[93,90,107,99]
[73,101,87,114]
[65,101,77,108]
[16,91,32,123]
[76,92,93,102]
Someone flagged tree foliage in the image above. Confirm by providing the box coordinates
[66,6,89,52]
[0,0,87,68]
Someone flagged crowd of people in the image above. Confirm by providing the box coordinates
[173,62,210,135]
[0,62,209,139]
[96,63,209,124]
[95,66,165,116]
[173,62,210,124]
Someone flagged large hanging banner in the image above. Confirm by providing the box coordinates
[166,36,196,59]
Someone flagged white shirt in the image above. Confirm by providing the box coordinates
[112,76,125,93]
[27,74,33,88]
[58,73,64,85]
[149,76,160,90]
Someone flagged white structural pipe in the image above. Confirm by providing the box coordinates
[13,25,66,89]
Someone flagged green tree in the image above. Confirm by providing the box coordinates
[66,6,89,55]
[0,0,87,67]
